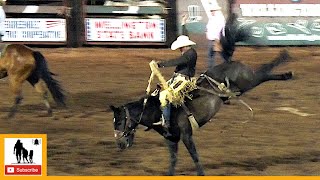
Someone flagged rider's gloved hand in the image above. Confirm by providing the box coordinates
[181,14,188,26]
[155,61,161,68]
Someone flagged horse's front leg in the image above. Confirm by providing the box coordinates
[8,92,23,119]
[165,139,178,176]
[181,132,205,176]
[7,76,25,118]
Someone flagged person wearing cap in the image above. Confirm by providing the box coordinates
[206,2,226,68]
[156,15,197,137]
[0,0,6,42]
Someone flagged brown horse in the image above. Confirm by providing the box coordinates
[0,44,66,118]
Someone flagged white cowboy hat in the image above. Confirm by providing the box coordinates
[209,3,221,11]
[171,35,196,50]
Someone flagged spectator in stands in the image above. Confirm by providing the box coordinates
[0,0,6,42]
[206,2,226,68]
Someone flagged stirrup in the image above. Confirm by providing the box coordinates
[153,116,165,126]
[153,120,162,125]
[188,114,199,130]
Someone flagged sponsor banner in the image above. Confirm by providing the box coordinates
[85,18,166,42]
[4,18,67,42]
[233,0,318,4]
[234,0,320,45]
[1,134,47,176]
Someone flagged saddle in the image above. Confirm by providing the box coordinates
[151,85,200,132]
[165,75,197,107]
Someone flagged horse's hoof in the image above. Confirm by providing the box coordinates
[47,109,53,117]
[290,71,294,78]
[286,71,294,79]
[7,112,15,119]
[166,172,174,176]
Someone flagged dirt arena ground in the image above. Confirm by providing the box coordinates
[0,46,319,176]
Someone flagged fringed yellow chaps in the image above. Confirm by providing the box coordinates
[160,74,197,107]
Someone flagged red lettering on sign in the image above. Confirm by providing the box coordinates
[95,21,111,29]
[146,22,156,29]
[130,31,154,39]
[123,22,136,29]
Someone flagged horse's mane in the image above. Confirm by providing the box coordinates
[125,95,160,109]
[125,97,144,108]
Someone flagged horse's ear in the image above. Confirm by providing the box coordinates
[109,105,117,111]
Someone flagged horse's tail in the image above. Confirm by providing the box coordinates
[256,49,291,74]
[220,13,251,62]
[33,51,66,106]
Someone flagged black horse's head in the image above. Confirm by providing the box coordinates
[110,105,138,150]
[110,92,162,150]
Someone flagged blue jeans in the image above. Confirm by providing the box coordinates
[162,103,171,124]
[208,40,216,69]
[208,40,228,68]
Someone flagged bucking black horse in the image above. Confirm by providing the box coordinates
[110,14,293,175]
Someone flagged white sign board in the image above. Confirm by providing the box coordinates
[85,18,166,42]
[4,18,66,42]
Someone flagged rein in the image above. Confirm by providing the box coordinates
[198,74,253,120]
[116,106,138,139]
[197,74,240,98]
[137,60,164,124]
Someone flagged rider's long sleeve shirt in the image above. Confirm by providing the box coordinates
[157,48,197,78]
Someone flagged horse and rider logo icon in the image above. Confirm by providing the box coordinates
[4,138,43,176]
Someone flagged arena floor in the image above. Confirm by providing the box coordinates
[0,46,319,175]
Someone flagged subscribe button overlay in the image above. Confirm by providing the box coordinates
[5,165,41,175]
[2,134,47,176]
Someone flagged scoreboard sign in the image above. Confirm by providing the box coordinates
[3,18,66,42]
[85,18,166,42]
[233,0,320,45]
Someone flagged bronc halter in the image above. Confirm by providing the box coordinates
[114,106,140,140]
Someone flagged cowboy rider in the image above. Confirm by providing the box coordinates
[156,15,198,137]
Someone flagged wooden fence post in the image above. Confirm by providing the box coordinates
[166,0,177,46]
[65,0,84,47]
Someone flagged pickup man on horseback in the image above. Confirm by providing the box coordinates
[156,15,198,136]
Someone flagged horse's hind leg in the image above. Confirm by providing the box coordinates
[34,81,52,116]
[245,71,293,92]
[267,72,293,80]
[181,133,205,175]
[27,72,53,116]
[165,139,178,175]
[255,71,293,84]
